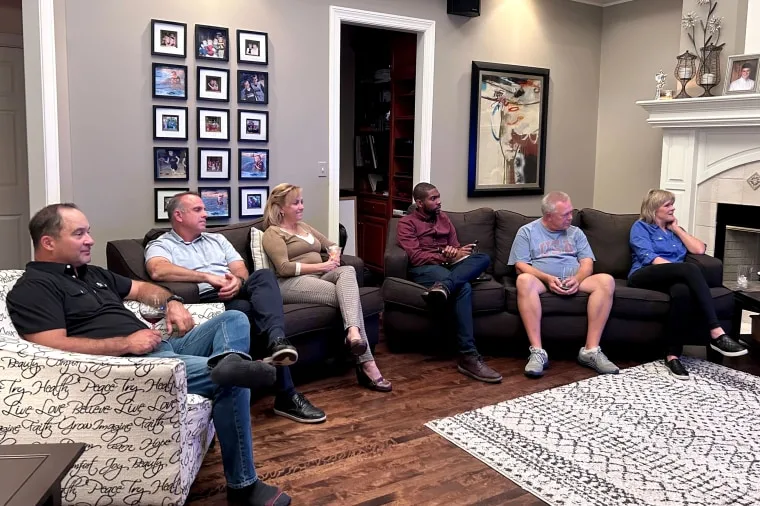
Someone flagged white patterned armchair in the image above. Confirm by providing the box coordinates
[0,270,223,506]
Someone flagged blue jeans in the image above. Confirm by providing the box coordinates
[204,270,296,399]
[408,253,490,355]
[147,310,258,488]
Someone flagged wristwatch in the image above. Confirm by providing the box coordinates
[166,294,185,305]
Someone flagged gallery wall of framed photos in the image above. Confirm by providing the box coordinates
[151,19,271,223]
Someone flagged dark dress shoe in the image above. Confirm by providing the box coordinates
[472,273,492,283]
[227,479,291,506]
[346,336,368,357]
[356,366,392,392]
[263,336,298,366]
[273,392,326,423]
[421,282,449,306]
[457,354,502,383]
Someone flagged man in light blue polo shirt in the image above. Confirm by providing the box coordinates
[145,192,326,424]
[507,191,618,378]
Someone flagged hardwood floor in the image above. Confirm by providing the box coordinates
[187,339,760,505]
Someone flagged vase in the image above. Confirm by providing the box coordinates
[697,44,723,97]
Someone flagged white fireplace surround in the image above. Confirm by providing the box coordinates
[638,94,760,254]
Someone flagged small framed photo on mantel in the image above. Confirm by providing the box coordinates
[723,54,760,94]
[151,19,187,58]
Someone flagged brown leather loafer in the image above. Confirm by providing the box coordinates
[457,354,502,383]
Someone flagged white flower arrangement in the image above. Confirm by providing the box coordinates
[681,0,724,58]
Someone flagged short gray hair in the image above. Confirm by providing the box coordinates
[541,191,570,215]
[166,191,200,223]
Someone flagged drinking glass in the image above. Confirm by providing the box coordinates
[140,297,166,329]
[328,245,341,262]
[737,265,752,290]
[560,265,577,290]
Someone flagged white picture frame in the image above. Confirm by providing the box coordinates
[197,67,229,102]
[239,186,269,218]
[723,53,760,95]
[151,19,187,58]
[238,110,269,143]
[197,107,229,141]
[198,148,231,180]
[153,106,188,140]
[155,188,189,222]
[237,30,268,65]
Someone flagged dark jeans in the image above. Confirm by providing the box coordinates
[408,253,490,355]
[202,269,295,397]
[628,262,720,357]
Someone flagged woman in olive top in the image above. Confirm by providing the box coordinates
[262,183,391,392]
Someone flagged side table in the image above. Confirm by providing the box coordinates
[0,443,85,506]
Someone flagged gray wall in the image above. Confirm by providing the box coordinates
[593,0,682,213]
[57,0,606,265]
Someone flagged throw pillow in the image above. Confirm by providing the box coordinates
[249,227,272,271]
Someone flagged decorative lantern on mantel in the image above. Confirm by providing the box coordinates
[698,43,723,97]
[675,50,697,99]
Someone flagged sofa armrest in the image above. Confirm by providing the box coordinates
[341,255,365,287]
[106,239,151,281]
[685,253,723,287]
[384,243,409,279]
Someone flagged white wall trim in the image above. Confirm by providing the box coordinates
[23,0,60,216]
[328,6,435,242]
[0,33,23,48]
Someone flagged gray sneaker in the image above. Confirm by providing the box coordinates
[524,347,549,377]
[578,347,619,374]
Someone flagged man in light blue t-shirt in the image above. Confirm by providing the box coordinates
[507,191,618,378]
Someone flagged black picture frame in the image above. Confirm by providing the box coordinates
[198,147,231,181]
[152,62,188,100]
[237,70,269,105]
[467,61,549,198]
[155,187,189,222]
[195,24,229,62]
[238,110,269,142]
[239,186,269,219]
[199,186,231,220]
[197,107,230,141]
[197,66,229,102]
[237,29,268,65]
[153,105,188,140]
[151,19,187,58]
[154,147,189,181]
[239,148,269,180]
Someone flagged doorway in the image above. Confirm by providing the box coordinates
[327,7,435,261]
[0,30,30,268]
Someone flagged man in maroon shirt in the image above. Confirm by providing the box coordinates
[397,183,502,383]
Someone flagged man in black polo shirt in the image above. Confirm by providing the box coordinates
[6,203,291,506]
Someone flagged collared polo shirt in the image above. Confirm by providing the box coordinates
[6,262,146,338]
[628,220,689,278]
[145,230,243,293]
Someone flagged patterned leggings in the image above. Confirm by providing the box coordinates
[277,265,373,364]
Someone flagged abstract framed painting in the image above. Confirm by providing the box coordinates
[467,61,549,197]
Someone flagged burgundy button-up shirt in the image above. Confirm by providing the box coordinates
[396,208,460,266]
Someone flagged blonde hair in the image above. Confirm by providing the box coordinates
[263,183,302,229]
[639,189,675,224]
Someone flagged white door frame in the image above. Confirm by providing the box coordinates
[328,6,435,241]
[22,0,61,216]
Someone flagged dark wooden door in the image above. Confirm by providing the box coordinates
[358,215,387,271]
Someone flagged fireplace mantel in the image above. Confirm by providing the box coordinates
[638,94,760,239]
[637,95,760,128]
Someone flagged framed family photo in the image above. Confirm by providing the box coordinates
[151,19,186,58]
[239,186,269,219]
[239,149,269,180]
[467,61,549,198]
[195,24,229,61]
[153,105,188,140]
[155,188,189,222]
[238,70,268,104]
[197,67,229,102]
[152,63,187,100]
[723,54,760,94]
[199,187,231,219]
[239,110,269,142]
[237,30,268,65]
[198,147,231,181]
[198,107,229,141]
[154,147,189,181]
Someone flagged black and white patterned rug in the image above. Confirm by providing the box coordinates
[426,358,760,506]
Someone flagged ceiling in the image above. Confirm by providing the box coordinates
[568,0,636,6]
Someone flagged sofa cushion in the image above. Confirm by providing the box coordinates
[504,278,670,319]
[249,227,273,271]
[494,210,536,279]
[446,208,496,273]
[579,209,639,280]
[382,277,505,313]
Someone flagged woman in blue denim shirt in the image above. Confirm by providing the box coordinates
[628,189,747,379]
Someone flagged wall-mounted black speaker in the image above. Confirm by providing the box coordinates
[447,0,480,17]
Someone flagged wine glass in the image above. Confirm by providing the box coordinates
[140,297,166,329]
